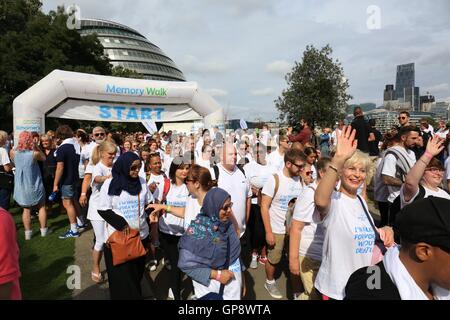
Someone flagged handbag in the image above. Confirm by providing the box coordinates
[357,195,387,265]
[106,193,147,266]
[198,236,230,300]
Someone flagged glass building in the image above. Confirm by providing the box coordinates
[395,63,419,111]
[79,18,186,81]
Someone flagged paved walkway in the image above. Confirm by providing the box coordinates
[72,206,380,300]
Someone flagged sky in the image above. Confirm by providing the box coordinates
[42,0,450,121]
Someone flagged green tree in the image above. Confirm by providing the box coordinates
[275,44,352,128]
[0,1,111,132]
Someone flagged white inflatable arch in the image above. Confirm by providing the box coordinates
[13,69,223,141]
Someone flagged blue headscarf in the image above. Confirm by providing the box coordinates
[108,152,142,196]
[178,188,241,270]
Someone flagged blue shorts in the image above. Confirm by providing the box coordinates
[61,184,76,199]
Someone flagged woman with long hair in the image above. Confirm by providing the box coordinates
[97,152,152,299]
[153,156,190,299]
[12,131,49,240]
[88,141,116,283]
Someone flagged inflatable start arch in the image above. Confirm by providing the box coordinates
[13,69,224,141]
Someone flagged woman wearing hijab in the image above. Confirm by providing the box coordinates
[178,188,242,300]
[97,152,153,300]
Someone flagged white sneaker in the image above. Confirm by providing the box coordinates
[250,254,258,269]
[25,230,33,240]
[264,281,283,299]
[168,288,174,300]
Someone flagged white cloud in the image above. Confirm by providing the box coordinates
[179,55,231,75]
[250,87,275,96]
[265,60,292,75]
[205,88,228,97]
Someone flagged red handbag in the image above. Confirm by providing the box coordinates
[106,193,147,266]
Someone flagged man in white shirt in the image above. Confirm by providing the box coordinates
[266,134,292,173]
[381,126,419,224]
[210,142,252,270]
[261,149,306,299]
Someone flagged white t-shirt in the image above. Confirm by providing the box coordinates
[400,185,450,209]
[196,157,211,169]
[147,173,166,202]
[292,182,324,262]
[98,177,152,239]
[262,170,303,234]
[0,147,11,166]
[159,183,189,236]
[79,143,94,178]
[311,164,317,181]
[161,154,173,176]
[436,128,449,139]
[259,130,271,146]
[445,157,450,191]
[381,146,416,203]
[315,192,375,300]
[192,258,242,300]
[244,161,270,189]
[87,162,112,221]
[331,129,342,146]
[211,164,252,238]
[183,195,202,230]
[266,149,284,173]
[244,160,271,205]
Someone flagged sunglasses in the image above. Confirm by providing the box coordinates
[130,165,141,171]
[291,162,305,169]
[94,133,105,137]
[398,117,407,120]
[305,171,313,176]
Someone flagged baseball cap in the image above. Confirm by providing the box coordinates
[394,197,450,251]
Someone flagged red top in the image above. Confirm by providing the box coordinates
[0,208,22,300]
[288,127,312,144]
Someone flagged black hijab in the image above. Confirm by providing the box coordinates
[108,152,142,196]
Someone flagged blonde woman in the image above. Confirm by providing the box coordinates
[87,141,116,283]
[314,126,395,300]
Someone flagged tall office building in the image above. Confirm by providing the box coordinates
[395,63,415,99]
[79,18,185,81]
[395,63,419,111]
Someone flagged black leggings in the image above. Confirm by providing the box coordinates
[159,232,183,300]
[248,204,266,251]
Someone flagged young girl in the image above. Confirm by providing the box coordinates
[87,141,116,283]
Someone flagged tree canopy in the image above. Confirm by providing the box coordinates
[275,44,352,128]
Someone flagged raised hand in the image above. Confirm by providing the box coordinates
[425,135,445,157]
[334,125,357,162]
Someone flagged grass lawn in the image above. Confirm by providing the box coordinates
[10,205,75,300]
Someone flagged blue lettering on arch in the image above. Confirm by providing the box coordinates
[113,106,126,120]
[141,108,152,120]
[99,105,111,119]
[126,107,138,120]
[154,108,164,120]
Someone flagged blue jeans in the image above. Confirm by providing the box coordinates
[0,187,11,210]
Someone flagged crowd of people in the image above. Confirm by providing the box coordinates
[0,108,449,300]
